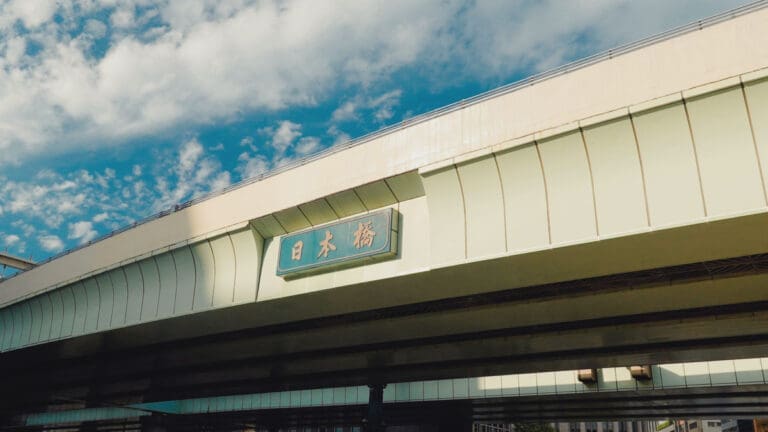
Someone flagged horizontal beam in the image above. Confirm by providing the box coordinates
[0,252,35,271]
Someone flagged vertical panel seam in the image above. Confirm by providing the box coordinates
[271,215,289,235]
[579,128,601,237]
[628,113,652,227]
[102,275,114,329]
[226,234,237,303]
[491,153,509,252]
[93,279,100,332]
[189,246,198,312]
[135,263,146,323]
[32,298,42,344]
[352,188,370,212]
[207,240,217,309]
[93,277,103,331]
[118,268,129,324]
[170,250,181,315]
[150,256,162,319]
[9,305,18,348]
[452,165,469,259]
[382,179,399,205]
[67,286,76,336]
[254,230,265,302]
[42,294,53,342]
[107,271,117,328]
[682,96,709,217]
[295,206,313,228]
[324,197,342,220]
[533,141,553,245]
[740,81,768,206]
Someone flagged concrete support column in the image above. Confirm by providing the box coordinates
[364,384,386,432]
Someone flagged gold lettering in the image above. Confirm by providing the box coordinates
[353,221,376,248]
[317,230,336,258]
[291,240,303,261]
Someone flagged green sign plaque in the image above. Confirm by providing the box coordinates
[276,208,399,277]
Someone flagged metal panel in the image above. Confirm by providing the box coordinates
[123,263,144,325]
[456,155,506,258]
[633,102,705,227]
[83,278,100,333]
[355,181,397,210]
[230,228,262,303]
[0,308,11,351]
[19,300,32,347]
[687,87,766,216]
[155,253,177,318]
[744,78,768,200]
[385,171,426,201]
[251,214,285,238]
[48,289,64,339]
[71,282,87,336]
[495,143,549,252]
[537,131,598,244]
[10,304,23,348]
[326,189,366,217]
[273,207,311,233]
[139,258,160,321]
[37,294,53,342]
[422,167,466,266]
[109,268,128,327]
[28,297,43,344]
[210,235,236,307]
[172,246,196,314]
[59,286,75,337]
[298,199,338,226]
[191,241,216,310]
[95,274,114,330]
[583,117,648,235]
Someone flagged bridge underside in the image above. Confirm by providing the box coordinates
[3,211,768,426]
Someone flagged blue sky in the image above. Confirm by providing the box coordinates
[0,0,752,275]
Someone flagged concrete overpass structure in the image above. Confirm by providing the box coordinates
[3,2,768,430]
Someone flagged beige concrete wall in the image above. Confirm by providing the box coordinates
[418,75,768,270]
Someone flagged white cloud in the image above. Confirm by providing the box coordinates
[0,0,747,165]
[93,212,109,223]
[3,0,58,29]
[236,152,269,180]
[3,234,20,247]
[132,164,142,176]
[266,121,302,154]
[149,137,232,211]
[38,234,64,253]
[295,137,320,156]
[68,220,98,244]
[370,89,402,122]
[331,101,358,122]
[83,19,108,39]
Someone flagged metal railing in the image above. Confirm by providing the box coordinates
[2,0,767,283]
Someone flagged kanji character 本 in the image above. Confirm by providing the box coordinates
[353,221,376,248]
[291,240,303,261]
[317,230,336,258]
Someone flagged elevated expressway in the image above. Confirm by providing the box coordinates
[4,3,768,429]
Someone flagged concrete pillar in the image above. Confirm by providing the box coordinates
[363,384,386,432]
